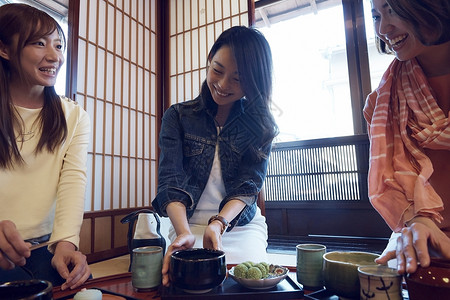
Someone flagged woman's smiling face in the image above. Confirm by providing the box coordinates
[371,0,428,61]
[206,46,245,107]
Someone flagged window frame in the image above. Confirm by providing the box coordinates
[254,0,372,136]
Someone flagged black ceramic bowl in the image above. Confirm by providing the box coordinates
[169,248,226,293]
[0,279,53,300]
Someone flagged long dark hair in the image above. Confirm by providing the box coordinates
[200,26,278,158]
[376,0,450,53]
[0,3,67,169]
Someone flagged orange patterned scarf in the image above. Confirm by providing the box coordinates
[364,58,449,232]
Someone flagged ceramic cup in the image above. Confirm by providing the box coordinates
[358,265,403,300]
[131,246,163,291]
[296,244,326,289]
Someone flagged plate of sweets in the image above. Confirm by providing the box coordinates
[228,261,289,290]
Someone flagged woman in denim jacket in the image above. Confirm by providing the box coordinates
[152,26,278,286]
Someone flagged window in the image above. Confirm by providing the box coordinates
[255,0,393,142]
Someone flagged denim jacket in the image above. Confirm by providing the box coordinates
[152,95,271,231]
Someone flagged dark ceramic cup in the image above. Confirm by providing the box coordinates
[169,248,226,294]
[0,279,53,299]
[406,258,450,300]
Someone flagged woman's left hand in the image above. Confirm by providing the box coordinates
[203,221,223,251]
[376,217,450,274]
[51,241,91,290]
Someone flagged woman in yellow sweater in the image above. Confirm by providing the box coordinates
[0,4,91,289]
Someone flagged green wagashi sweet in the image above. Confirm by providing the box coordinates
[233,263,248,278]
[246,266,263,279]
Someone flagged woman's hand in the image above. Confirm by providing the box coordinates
[0,220,30,270]
[203,221,223,251]
[51,241,91,290]
[161,233,195,287]
[376,217,450,274]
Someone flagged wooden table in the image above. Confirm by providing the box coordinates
[52,266,305,300]
[52,272,158,299]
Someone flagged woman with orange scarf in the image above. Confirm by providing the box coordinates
[365,0,450,274]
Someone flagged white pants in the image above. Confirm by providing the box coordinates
[169,207,268,264]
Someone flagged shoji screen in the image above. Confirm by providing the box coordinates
[168,0,250,106]
[76,0,159,211]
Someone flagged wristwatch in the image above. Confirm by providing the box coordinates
[208,215,229,235]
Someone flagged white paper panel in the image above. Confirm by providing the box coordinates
[76,39,86,94]
[98,1,106,48]
[79,0,87,38]
[223,0,231,18]
[177,74,184,102]
[86,96,95,153]
[95,100,104,153]
[129,110,136,157]
[115,10,123,56]
[121,157,129,207]
[184,31,191,71]
[113,156,121,207]
[121,107,129,156]
[138,24,143,66]
[177,34,184,73]
[114,57,122,104]
[144,114,150,159]
[88,0,97,42]
[144,160,150,205]
[151,116,156,160]
[151,73,156,115]
[136,159,143,206]
[206,0,213,23]
[137,67,143,111]
[137,112,143,158]
[106,53,114,101]
[122,61,129,106]
[151,0,156,31]
[113,105,122,155]
[198,0,206,26]
[184,0,191,31]
[170,36,177,75]
[145,28,150,70]
[191,29,199,70]
[107,4,115,51]
[96,48,105,99]
[231,0,239,16]
[151,32,156,73]
[94,154,103,210]
[129,64,136,109]
[191,0,198,28]
[144,70,150,114]
[103,155,112,208]
[176,0,183,34]
[86,44,97,96]
[130,19,137,63]
[123,15,130,59]
[104,102,113,155]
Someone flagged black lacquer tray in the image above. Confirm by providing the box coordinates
[161,274,303,300]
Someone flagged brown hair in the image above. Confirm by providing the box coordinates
[0,3,67,169]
